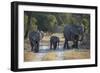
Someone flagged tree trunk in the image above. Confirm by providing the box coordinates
[24,12,32,39]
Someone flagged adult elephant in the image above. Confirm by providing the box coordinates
[50,36,59,50]
[29,31,44,53]
[63,24,84,49]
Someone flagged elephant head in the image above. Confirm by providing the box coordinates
[77,24,84,41]
[29,30,44,53]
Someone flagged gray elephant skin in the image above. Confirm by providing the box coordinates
[50,36,59,50]
[63,24,84,49]
[29,31,44,53]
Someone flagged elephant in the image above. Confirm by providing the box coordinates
[63,24,84,49]
[29,31,44,53]
[50,36,60,50]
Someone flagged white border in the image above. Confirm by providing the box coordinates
[18,5,96,68]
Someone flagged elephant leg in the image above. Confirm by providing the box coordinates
[58,42,59,49]
[73,40,78,48]
[37,42,39,52]
[63,40,66,49]
[54,44,57,50]
[76,41,78,48]
[34,41,39,53]
[50,42,52,50]
[30,42,33,52]
[64,40,69,49]
[66,41,70,49]
[35,42,39,53]
[34,45,36,53]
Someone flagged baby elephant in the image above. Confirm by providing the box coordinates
[50,36,60,50]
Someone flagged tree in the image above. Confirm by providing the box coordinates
[31,17,37,31]
[24,12,32,39]
[82,14,90,33]
[46,14,57,32]
[24,14,28,36]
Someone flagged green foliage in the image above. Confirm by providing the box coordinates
[46,14,57,32]
[31,17,37,31]
[24,11,90,39]
[82,18,89,32]
[63,13,73,24]
[82,15,90,32]
[70,17,77,24]
[24,15,28,35]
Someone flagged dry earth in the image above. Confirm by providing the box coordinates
[24,49,90,62]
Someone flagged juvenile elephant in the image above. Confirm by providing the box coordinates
[63,24,84,49]
[50,36,59,50]
[29,31,44,53]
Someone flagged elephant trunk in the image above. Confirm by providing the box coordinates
[79,34,84,41]
[39,31,44,40]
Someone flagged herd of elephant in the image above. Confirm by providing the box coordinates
[29,24,84,53]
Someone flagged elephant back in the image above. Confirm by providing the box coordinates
[63,24,84,41]
[29,31,40,42]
